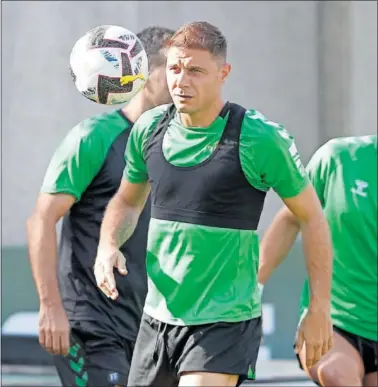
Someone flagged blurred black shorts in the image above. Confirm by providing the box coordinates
[53,320,134,386]
[128,313,263,387]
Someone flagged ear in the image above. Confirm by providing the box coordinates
[219,63,231,82]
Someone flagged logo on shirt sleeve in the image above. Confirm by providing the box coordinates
[289,142,306,176]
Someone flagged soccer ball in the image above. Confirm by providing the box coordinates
[69,25,149,105]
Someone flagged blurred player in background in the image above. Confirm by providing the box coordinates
[27,26,175,387]
[259,135,377,386]
[93,21,333,387]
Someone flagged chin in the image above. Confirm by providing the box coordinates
[175,105,190,113]
[174,102,193,114]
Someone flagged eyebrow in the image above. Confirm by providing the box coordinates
[167,63,206,71]
[187,65,206,71]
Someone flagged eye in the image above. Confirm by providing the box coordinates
[169,65,181,74]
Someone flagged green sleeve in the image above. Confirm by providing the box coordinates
[123,105,169,183]
[41,112,127,200]
[305,141,334,207]
[240,110,309,198]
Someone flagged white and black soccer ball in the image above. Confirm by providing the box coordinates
[69,25,149,105]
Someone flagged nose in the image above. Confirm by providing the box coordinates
[175,69,190,89]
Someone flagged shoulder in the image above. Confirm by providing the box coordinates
[327,135,377,154]
[135,104,171,127]
[132,104,171,135]
[311,136,371,164]
[66,110,130,149]
[47,109,130,169]
[130,105,172,151]
[240,108,294,149]
[321,135,377,165]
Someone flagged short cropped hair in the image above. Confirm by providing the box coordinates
[137,26,175,70]
[165,21,227,60]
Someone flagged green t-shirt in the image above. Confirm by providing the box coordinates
[299,135,377,341]
[125,104,309,325]
[39,110,152,339]
[41,110,130,199]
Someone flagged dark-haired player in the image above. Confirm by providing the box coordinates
[27,26,175,387]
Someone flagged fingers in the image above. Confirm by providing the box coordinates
[321,327,333,356]
[104,268,118,300]
[94,263,111,297]
[39,330,69,356]
[328,333,334,351]
[60,331,70,356]
[312,344,322,367]
[44,329,53,353]
[117,254,128,276]
[322,337,329,356]
[306,343,315,368]
[100,278,113,298]
[39,328,46,350]
[94,250,124,299]
[295,331,304,354]
[105,268,116,292]
[317,323,332,356]
[52,331,61,355]
[94,263,119,300]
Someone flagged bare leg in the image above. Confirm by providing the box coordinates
[299,330,365,386]
[179,371,238,387]
[364,372,378,387]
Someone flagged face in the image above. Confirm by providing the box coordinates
[148,63,172,105]
[166,47,231,115]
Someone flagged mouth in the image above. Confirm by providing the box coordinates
[174,94,192,100]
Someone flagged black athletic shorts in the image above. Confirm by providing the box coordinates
[296,325,378,375]
[128,313,263,387]
[53,320,134,386]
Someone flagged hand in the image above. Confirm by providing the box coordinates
[38,303,70,356]
[295,304,333,369]
[94,245,127,300]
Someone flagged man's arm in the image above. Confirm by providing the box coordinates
[95,109,155,299]
[259,139,331,290]
[27,120,111,355]
[95,180,150,300]
[282,184,333,368]
[262,129,333,367]
[27,194,75,306]
[258,206,300,284]
[259,185,332,311]
[282,184,332,309]
[98,108,152,251]
[98,179,150,250]
[27,193,75,355]
[260,184,333,369]
[251,120,333,368]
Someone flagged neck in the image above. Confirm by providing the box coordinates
[121,89,156,124]
[179,99,226,127]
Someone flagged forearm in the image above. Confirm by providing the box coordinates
[99,193,140,249]
[259,208,300,284]
[300,215,332,309]
[27,216,62,307]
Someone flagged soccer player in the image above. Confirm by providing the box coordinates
[259,135,377,387]
[26,26,175,387]
[94,21,333,387]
